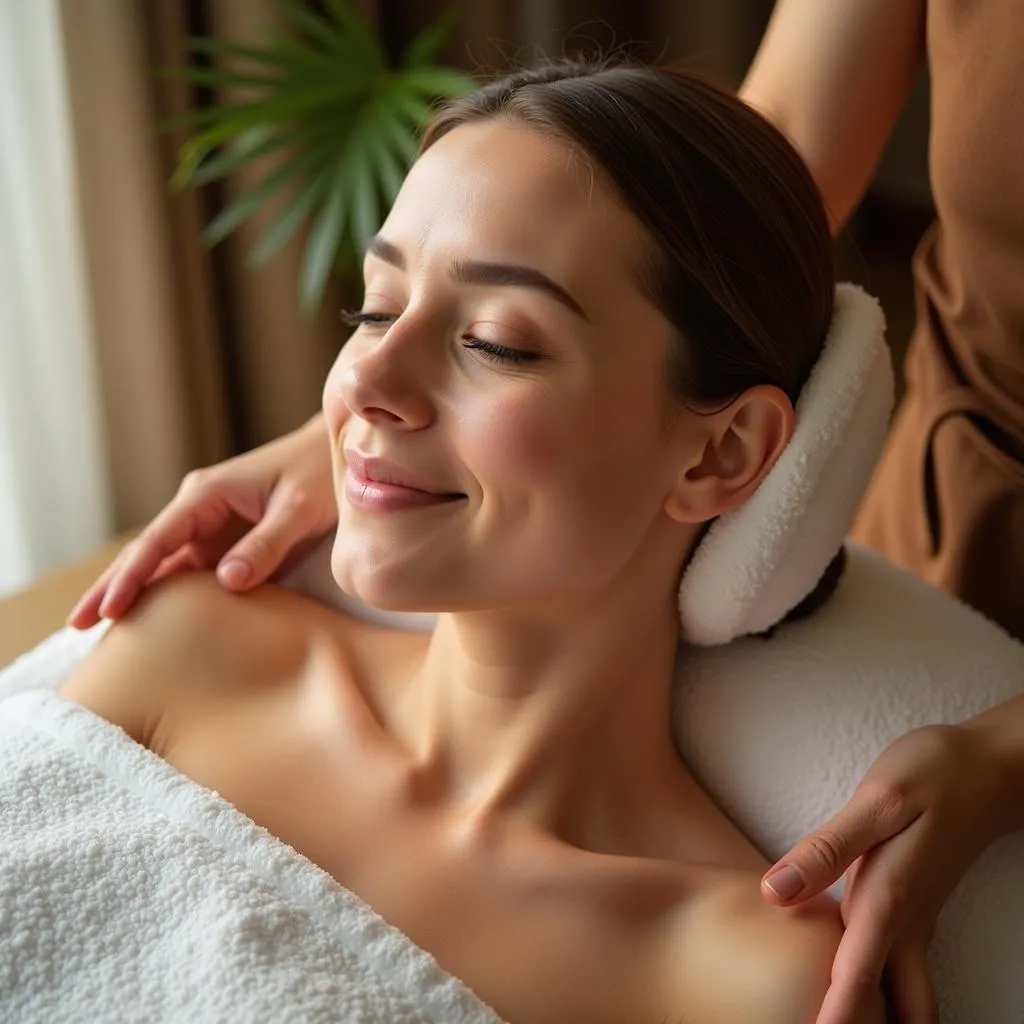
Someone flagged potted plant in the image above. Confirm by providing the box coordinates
[167,0,476,312]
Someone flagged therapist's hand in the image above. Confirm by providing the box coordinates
[67,412,338,629]
[759,721,1019,1024]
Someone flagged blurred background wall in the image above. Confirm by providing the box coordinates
[1,0,933,594]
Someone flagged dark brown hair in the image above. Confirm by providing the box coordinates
[421,58,843,626]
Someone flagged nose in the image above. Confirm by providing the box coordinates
[336,319,436,430]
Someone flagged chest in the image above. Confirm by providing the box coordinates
[157,685,662,1024]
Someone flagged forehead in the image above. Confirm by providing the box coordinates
[379,119,646,293]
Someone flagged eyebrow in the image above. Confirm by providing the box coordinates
[365,235,589,322]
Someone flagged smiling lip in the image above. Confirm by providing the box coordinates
[343,451,465,512]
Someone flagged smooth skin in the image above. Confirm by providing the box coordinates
[61,119,886,1024]
[66,4,1024,1023]
[741,0,926,235]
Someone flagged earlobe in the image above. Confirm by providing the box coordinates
[664,386,793,524]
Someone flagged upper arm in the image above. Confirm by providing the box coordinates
[741,0,926,233]
[653,882,886,1024]
[735,905,888,1024]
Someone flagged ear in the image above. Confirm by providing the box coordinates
[664,386,794,524]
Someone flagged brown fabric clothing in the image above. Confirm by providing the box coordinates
[852,0,1024,640]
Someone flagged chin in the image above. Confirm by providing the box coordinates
[329,532,449,613]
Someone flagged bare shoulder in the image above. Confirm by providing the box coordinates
[57,572,317,745]
[647,868,886,1024]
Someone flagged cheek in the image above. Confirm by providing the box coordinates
[457,386,572,483]
[459,381,668,532]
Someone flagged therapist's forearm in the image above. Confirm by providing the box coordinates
[965,692,1024,833]
[739,0,925,237]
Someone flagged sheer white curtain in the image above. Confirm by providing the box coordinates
[0,0,112,598]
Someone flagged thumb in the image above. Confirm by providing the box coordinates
[216,494,313,590]
[761,795,900,905]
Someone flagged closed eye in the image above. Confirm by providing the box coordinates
[462,337,539,364]
[341,310,539,365]
[341,309,396,328]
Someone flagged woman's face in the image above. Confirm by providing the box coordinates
[323,118,698,613]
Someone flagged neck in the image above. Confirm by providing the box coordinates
[389,580,688,847]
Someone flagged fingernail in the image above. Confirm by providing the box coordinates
[97,593,114,619]
[217,559,250,588]
[763,865,805,901]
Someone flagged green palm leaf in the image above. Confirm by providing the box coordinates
[183,35,329,74]
[386,87,437,132]
[374,105,419,164]
[249,133,345,265]
[251,168,330,266]
[186,126,290,187]
[204,143,328,245]
[349,142,379,252]
[301,167,349,312]
[168,0,475,313]
[278,0,348,52]
[157,66,285,90]
[367,110,408,201]
[403,11,457,68]
[321,0,381,61]
[403,67,476,98]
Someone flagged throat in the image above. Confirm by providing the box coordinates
[377,614,686,848]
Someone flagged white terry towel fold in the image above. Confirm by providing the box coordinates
[0,656,501,1024]
[678,283,894,645]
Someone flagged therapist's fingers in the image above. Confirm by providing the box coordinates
[69,528,212,628]
[886,940,939,1024]
[96,512,207,620]
[66,554,126,628]
[762,786,920,904]
[816,823,937,1024]
[814,885,894,1024]
[148,543,207,583]
[104,484,256,619]
[215,483,324,590]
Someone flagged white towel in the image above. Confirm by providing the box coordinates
[0,641,501,1024]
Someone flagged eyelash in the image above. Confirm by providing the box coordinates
[340,309,539,365]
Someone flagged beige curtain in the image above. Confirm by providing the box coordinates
[56,0,774,537]
[57,0,343,534]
